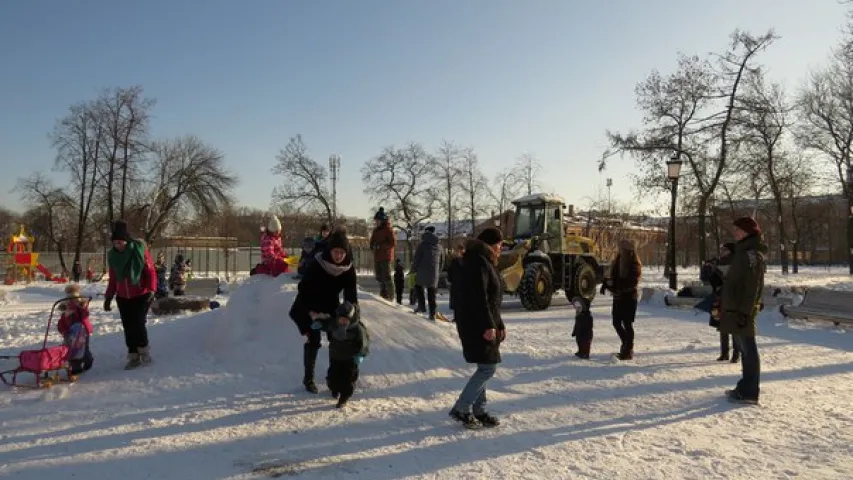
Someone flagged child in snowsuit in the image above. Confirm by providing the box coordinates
[57,284,94,375]
[154,253,169,298]
[310,300,370,408]
[257,215,289,276]
[393,258,405,305]
[169,255,188,296]
[571,297,593,359]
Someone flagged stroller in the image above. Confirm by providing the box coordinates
[0,296,91,388]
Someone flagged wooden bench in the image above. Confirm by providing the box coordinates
[780,288,853,326]
[185,277,221,297]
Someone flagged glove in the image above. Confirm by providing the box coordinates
[353,355,365,365]
[310,320,323,330]
[103,297,113,312]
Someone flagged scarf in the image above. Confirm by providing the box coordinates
[315,252,353,277]
[108,239,146,285]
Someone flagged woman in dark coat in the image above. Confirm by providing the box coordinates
[448,227,505,429]
[289,228,358,394]
[603,239,642,360]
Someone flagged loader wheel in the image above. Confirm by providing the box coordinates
[568,262,597,302]
[518,263,553,311]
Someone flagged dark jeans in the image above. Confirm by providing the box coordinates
[735,335,760,399]
[612,298,637,349]
[720,332,741,356]
[453,363,496,415]
[374,260,393,300]
[116,295,150,354]
[326,358,360,400]
[69,335,94,375]
[415,285,437,314]
[302,330,322,381]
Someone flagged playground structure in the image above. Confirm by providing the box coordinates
[4,225,66,285]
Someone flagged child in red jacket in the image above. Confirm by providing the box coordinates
[58,284,94,375]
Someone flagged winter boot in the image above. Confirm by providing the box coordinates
[124,353,141,370]
[574,338,591,359]
[474,412,500,428]
[717,351,730,362]
[617,344,633,361]
[302,345,319,394]
[138,346,152,366]
[336,394,351,408]
[449,409,481,429]
[730,351,740,364]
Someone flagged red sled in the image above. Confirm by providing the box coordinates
[0,297,89,388]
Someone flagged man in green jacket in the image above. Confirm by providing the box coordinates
[720,217,767,404]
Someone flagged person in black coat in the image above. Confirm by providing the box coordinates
[571,297,593,359]
[393,258,405,305]
[446,243,465,320]
[448,227,505,429]
[289,227,358,394]
[709,242,740,363]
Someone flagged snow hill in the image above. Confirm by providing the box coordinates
[0,276,852,479]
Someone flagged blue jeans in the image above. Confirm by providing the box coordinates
[735,335,760,399]
[453,363,496,415]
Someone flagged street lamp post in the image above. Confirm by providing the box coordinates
[666,155,683,290]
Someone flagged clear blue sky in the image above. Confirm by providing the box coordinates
[0,0,846,219]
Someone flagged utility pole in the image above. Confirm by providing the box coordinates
[329,155,341,223]
[606,178,613,215]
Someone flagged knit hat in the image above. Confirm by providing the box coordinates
[619,239,635,252]
[374,207,387,222]
[267,215,282,233]
[336,300,358,320]
[733,216,761,237]
[111,220,130,241]
[477,227,503,246]
[424,225,436,233]
[326,227,350,252]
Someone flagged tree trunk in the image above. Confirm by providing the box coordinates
[697,196,709,265]
[120,145,128,220]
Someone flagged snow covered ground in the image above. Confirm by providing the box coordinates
[0,276,851,479]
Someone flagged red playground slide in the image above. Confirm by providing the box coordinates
[36,264,67,283]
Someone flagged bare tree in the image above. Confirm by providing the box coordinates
[602,54,715,193]
[797,21,853,273]
[361,142,437,256]
[432,140,462,242]
[602,32,775,264]
[14,173,76,271]
[513,153,542,196]
[490,168,522,237]
[739,71,793,272]
[459,148,490,235]
[138,136,237,243]
[51,100,105,265]
[96,86,155,223]
[699,30,777,261]
[271,135,334,223]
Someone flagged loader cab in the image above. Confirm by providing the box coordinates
[511,194,565,253]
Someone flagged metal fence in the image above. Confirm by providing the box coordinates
[2,246,419,280]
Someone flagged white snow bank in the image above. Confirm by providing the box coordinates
[1,276,852,479]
